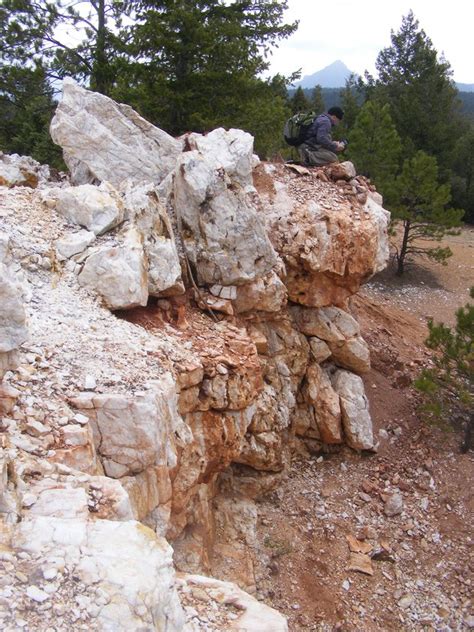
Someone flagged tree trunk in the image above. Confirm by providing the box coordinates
[396,219,411,275]
[92,0,109,95]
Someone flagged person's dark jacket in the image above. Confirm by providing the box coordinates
[305,113,339,151]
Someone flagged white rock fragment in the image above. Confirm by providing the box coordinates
[384,493,404,517]
[50,78,183,187]
[26,585,50,603]
[54,182,124,235]
[332,369,374,450]
[56,229,96,259]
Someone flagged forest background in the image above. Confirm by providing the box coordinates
[1,0,473,230]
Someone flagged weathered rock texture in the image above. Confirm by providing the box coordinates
[0,80,391,630]
[50,78,183,186]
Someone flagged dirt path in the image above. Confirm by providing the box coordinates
[253,230,474,631]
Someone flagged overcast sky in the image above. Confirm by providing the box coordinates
[266,0,474,84]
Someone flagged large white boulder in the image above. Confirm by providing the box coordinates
[173,150,278,286]
[54,182,125,235]
[50,78,183,187]
[186,127,256,188]
[78,228,148,310]
[6,517,185,631]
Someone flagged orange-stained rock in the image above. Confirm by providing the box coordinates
[255,162,390,307]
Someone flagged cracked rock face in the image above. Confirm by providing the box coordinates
[173,147,278,286]
[50,78,183,187]
[1,516,186,631]
[0,81,393,630]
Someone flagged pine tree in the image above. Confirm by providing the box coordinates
[290,86,310,113]
[373,11,459,174]
[415,288,473,451]
[309,85,324,114]
[0,0,124,95]
[391,151,464,275]
[451,125,474,223]
[117,0,298,138]
[0,64,64,168]
[339,74,362,131]
[348,101,401,199]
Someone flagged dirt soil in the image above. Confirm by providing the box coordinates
[253,229,474,631]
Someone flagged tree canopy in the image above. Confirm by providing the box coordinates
[390,151,464,275]
[0,0,298,161]
[373,10,460,174]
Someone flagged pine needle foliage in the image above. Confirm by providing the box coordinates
[415,288,474,451]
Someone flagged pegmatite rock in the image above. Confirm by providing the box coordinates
[178,574,288,632]
[173,145,279,286]
[71,375,187,480]
[186,127,257,188]
[290,305,370,374]
[53,182,125,235]
[255,162,390,307]
[298,362,342,444]
[50,78,183,187]
[3,516,185,631]
[56,229,96,259]
[332,369,374,450]
[78,227,148,310]
[0,152,50,188]
[121,181,184,296]
[0,233,28,355]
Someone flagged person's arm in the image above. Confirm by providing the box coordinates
[315,117,340,151]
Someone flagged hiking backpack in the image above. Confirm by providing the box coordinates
[283,111,316,146]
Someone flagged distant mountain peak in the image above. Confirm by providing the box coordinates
[296,61,356,89]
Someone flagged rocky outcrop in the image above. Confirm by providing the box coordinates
[256,162,390,307]
[1,516,186,630]
[0,80,392,630]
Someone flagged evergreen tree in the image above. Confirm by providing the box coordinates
[0,0,124,95]
[391,151,464,275]
[339,74,362,132]
[290,86,310,113]
[0,64,64,168]
[451,125,474,223]
[117,0,297,138]
[348,101,401,200]
[415,288,473,451]
[373,11,459,174]
[309,85,324,114]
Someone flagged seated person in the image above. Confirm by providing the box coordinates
[298,106,346,166]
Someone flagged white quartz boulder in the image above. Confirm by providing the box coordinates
[173,150,278,286]
[332,369,374,450]
[9,517,185,631]
[50,78,183,187]
[54,182,124,235]
[78,228,148,310]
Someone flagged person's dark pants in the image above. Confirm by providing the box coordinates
[298,143,338,166]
